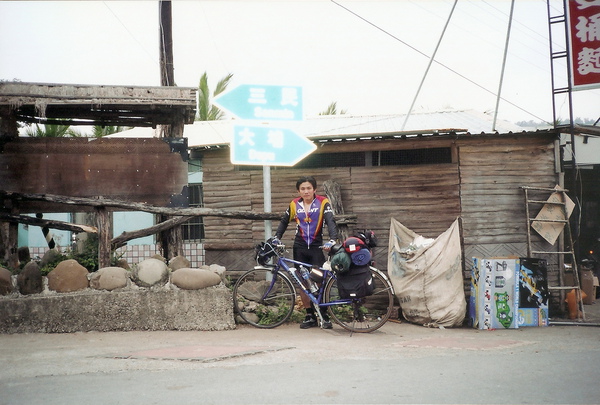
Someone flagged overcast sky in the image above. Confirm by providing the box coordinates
[1,0,599,125]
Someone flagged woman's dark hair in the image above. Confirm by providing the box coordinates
[296,176,317,190]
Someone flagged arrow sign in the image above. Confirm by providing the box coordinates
[231,125,316,166]
[214,84,303,121]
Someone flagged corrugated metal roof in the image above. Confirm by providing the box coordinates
[113,109,526,148]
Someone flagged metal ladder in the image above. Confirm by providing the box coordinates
[522,186,585,322]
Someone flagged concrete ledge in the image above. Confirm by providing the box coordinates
[0,287,235,333]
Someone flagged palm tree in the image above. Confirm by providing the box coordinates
[196,71,233,121]
[25,121,79,137]
[89,125,129,138]
[319,101,347,116]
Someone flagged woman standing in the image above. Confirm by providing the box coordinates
[274,176,338,329]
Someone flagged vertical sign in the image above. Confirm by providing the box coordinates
[567,0,600,89]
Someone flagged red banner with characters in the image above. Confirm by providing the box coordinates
[567,0,600,89]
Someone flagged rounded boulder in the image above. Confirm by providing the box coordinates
[90,267,129,291]
[132,258,169,288]
[47,259,89,293]
[17,261,43,295]
[168,255,191,271]
[0,267,13,295]
[171,268,222,290]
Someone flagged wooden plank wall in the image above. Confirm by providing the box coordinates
[202,147,460,273]
[202,133,561,304]
[458,133,561,300]
[459,135,558,245]
[350,164,460,238]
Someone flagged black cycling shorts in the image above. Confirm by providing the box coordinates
[293,244,325,268]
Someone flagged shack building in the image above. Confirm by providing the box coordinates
[186,113,563,307]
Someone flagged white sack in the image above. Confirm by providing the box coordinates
[387,218,466,327]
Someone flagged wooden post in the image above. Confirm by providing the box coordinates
[323,180,349,241]
[95,207,111,269]
[0,107,19,140]
[158,1,184,260]
[161,219,182,260]
[0,196,20,269]
[159,1,174,87]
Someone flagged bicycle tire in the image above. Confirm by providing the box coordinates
[324,267,394,333]
[233,268,296,328]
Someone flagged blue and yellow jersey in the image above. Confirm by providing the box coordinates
[276,194,338,247]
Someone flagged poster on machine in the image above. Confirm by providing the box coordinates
[470,258,520,329]
[517,258,549,327]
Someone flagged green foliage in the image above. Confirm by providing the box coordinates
[39,253,69,276]
[255,301,289,325]
[319,101,347,116]
[251,302,305,325]
[89,125,130,138]
[36,234,107,275]
[290,309,305,323]
[24,121,80,137]
[71,234,99,272]
[196,71,233,121]
[331,303,354,319]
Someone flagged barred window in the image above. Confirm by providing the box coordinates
[375,147,451,165]
[236,147,451,170]
[292,148,451,168]
[182,184,205,241]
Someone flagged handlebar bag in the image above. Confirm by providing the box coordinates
[337,264,374,299]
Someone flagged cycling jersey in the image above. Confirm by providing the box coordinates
[276,195,338,248]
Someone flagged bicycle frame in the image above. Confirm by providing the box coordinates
[255,255,364,325]
[236,241,396,332]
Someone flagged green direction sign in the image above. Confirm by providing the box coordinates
[231,125,316,166]
[214,84,303,121]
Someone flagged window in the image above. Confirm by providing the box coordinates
[236,146,452,170]
[375,147,452,166]
[295,151,366,168]
[182,184,205,241]
[293,148,452,168]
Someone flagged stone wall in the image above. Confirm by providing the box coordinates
[0,287,234,333]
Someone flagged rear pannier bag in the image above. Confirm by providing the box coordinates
[337,264,375,299]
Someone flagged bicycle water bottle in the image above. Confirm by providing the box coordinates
[300,266,319,293]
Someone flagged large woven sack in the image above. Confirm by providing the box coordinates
[387,218,465,327]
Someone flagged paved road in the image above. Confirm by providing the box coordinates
[2,312,600,405]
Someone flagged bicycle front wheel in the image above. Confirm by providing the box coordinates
[324,267,394,333]
[233,268,296,328]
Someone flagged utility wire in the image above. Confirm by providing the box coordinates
[330,0,547,122]
[492,0,516,131]
[103,2,159,67]
[402,0,458,130]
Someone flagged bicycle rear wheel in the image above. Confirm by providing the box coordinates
[324,267,394,333]
[233,268,296,328]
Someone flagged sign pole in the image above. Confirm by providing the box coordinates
[214,83,311,242]
[263,165,272,240]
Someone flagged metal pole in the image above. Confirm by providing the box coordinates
[263,165,272,240]
[492,0,515,131]
[402,0,457,130]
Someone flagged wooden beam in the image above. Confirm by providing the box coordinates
[111,215,192,248]
[1,191,281,220]
[0,213,97,233]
